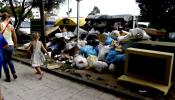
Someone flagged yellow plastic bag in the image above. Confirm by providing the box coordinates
[86,55,98,69]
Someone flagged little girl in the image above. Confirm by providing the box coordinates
[27,32,48,80]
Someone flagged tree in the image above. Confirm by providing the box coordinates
[88,6,100,15]
[136,0,175,31]
[0,0,37,32]
[40,0,66,46]
[0,6,11,14]
[0,0,66,33]
[0,2,4,9]
[45,0,66,12]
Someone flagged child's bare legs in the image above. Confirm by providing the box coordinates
[35,67,40,74]
[35,67,44,80]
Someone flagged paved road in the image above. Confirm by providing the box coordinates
[0,61,122,100]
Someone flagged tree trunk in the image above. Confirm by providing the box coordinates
[39,0,46,47]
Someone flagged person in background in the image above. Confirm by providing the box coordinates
[0,33,8,79]
[0,12,17,82]
[27,32,48,80]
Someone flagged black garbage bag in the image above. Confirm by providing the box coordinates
[86,34,99,47]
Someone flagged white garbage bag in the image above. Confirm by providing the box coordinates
[109,63,117,73]
[73,55,88,69]
[93,61,108,72]
[129,28,151,39]
[65,41,76,50]
[74,27,87,36]
[98,45,111,61]
[88,28,100,34]
[55,33,63,38]
[23,42,30,49]
[77,40,87,49]
[67,31,75,38]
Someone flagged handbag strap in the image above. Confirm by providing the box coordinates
[1,18,10,34]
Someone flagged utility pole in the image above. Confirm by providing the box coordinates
[68,0,70,17]
[76,0,82,44]
[133,15,136,29]
[39,0,46,46]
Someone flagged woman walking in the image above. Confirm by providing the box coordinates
[0,12,17,82]
[0,34,8,79]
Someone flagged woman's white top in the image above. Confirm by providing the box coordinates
[1,22,14,46]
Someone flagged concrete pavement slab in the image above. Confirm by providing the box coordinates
[0,61,123,100]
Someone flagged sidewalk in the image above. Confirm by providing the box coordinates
[0,61,124,100]
[12,51,160,100]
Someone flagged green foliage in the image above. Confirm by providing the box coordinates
[136,0,175,31]
[0,6,12,14]
[45,0,66,11]
[14,6,32,18]
[15,6,22,17]
[1,0,65,32]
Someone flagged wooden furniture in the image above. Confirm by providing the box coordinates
[136,40,175,47]
[129,40,175,80]
[118,48,174,95]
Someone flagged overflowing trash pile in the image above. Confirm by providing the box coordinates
[17,14,152,75]
[19,25,151,75]
[15,15,175,99]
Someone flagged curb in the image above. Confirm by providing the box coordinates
[13,57,150,100]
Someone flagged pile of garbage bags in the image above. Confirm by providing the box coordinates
[20,27,151,74]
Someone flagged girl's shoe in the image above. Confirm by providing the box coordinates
[38,73,44,80]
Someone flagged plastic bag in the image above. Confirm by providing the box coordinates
[107,54,126,64]
[105,50,119,62]
[109,63,117,73]
[73,55,88,69]
[77,40,87,49]
[110,30,120,39]
[55,33,63,38]
[80,45,97,57]
[93,61,108,72]
[104,36,113,45]
[169,32,175,40]
[87,55,98,68]
[65,41,76,50]
[129,28,151,39]
[98,45,111,61]
[74,27,87,36]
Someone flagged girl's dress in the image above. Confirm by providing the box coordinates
[31,40,45,67]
